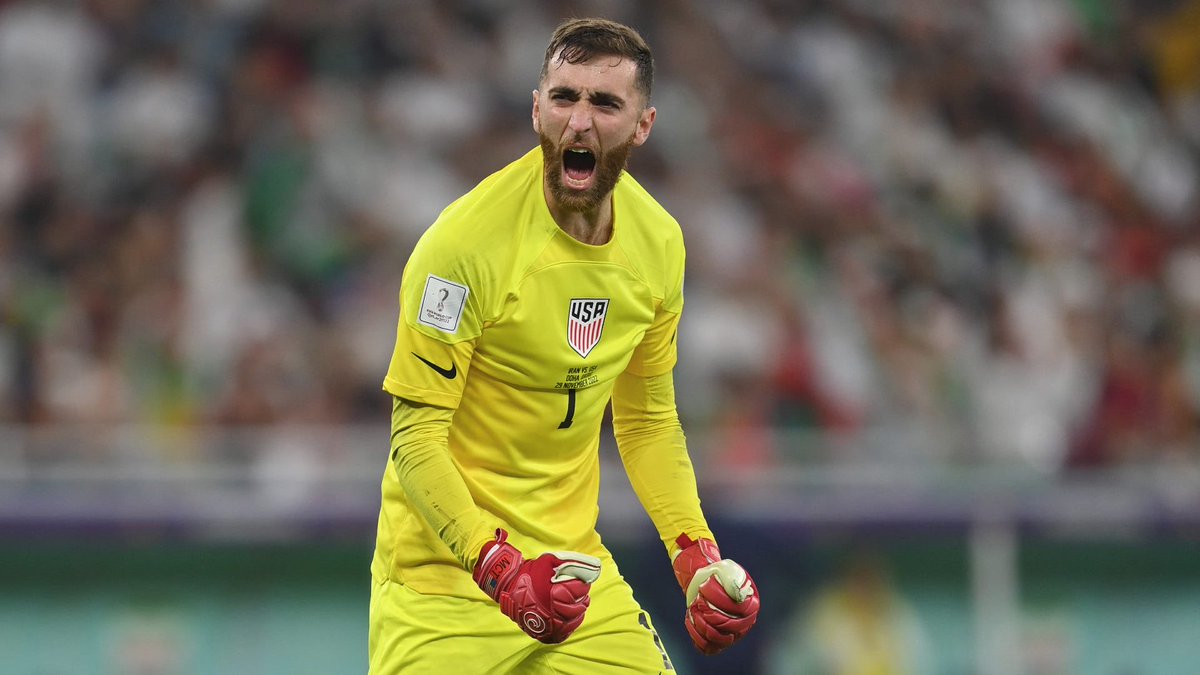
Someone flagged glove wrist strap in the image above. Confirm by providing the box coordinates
[672,533,722,590]
[473,529,521,601]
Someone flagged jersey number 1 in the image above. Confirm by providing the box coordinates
[558,388,577,429]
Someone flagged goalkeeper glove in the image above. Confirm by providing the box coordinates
[472,528,602,643]
[671,533,759,655]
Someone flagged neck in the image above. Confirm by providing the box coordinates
[544,183,613,246]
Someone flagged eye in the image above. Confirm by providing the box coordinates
[590,96,622,110]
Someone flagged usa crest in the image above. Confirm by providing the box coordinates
[567,298,609,358]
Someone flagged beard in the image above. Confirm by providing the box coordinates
[539,131,636,213]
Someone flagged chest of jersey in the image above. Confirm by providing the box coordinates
[472,260,656,390]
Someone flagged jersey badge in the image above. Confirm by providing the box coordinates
[417,274,469,333]
[567,298,609,358]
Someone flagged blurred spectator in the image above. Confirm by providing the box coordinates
[0,0,1198,477]
[764,550,931,675]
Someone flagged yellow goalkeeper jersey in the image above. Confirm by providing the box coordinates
[373,147,696,597]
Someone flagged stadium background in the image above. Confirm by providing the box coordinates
[2,0,1199,673]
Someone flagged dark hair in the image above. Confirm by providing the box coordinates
[540,18,654,101]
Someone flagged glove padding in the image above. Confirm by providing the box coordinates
[472,528,602,644]
[671,534,759,655]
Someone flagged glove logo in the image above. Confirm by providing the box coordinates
[521,611,548,637]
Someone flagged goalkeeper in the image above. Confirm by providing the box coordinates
[369,17,759,674]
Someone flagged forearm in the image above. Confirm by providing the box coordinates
[390,396,495,569]
[612,370,713,556]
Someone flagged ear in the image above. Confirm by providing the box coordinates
[531,90,541,134]
[632,106,656,147]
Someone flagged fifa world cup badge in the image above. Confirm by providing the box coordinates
[418,274,470,333]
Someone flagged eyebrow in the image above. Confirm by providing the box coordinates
[547,86,626,107]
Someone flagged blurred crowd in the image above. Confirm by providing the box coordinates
[1,0,1199,474]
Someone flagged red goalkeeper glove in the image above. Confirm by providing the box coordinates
[472,529,602,644]
[671,533,759,655]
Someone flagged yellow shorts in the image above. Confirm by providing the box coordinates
[368,566,676,674]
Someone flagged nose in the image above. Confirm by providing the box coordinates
[567,104,592,135]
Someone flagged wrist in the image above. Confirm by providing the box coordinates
[672,533,721,591]
[472,529,522,600]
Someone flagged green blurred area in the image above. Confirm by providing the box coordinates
[1,541,370,675]
[2,535,1197,675]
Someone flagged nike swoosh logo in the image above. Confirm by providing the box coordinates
[411,352,457,379]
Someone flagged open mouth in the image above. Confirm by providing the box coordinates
[562,147,596,185]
